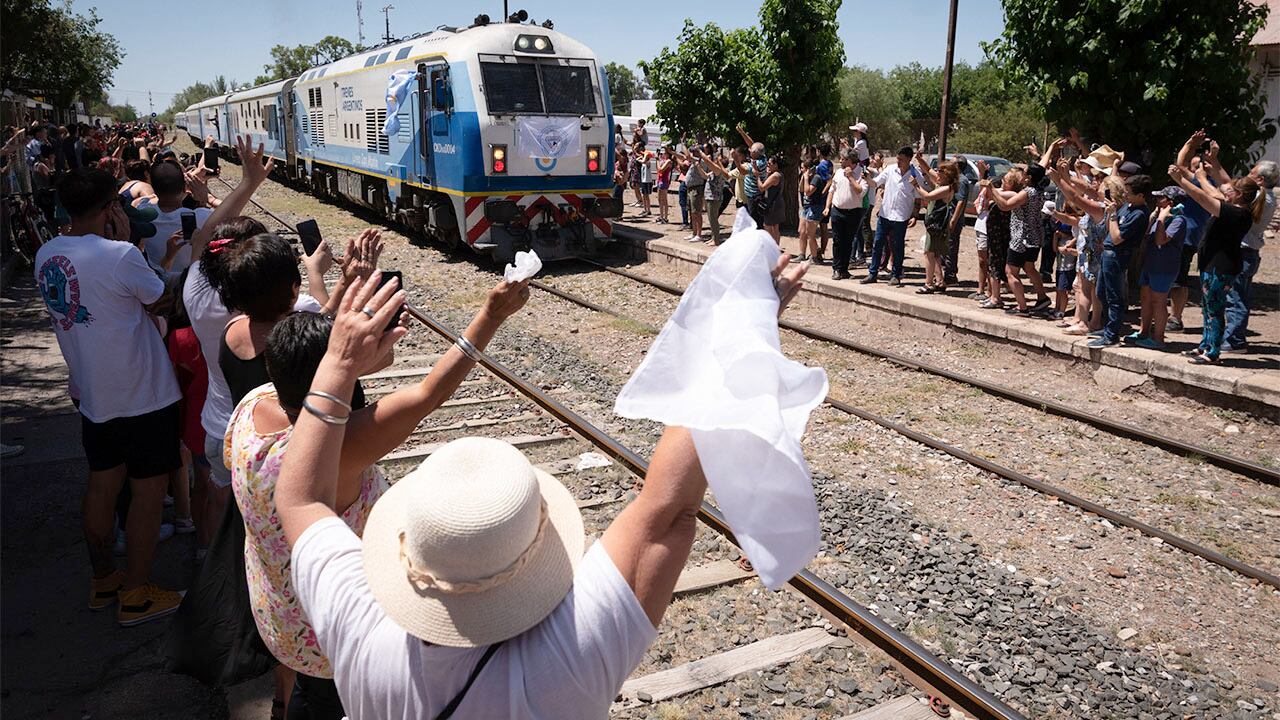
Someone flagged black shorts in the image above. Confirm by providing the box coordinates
[1007,247,1038,268]
[1174,245,1196,288]
[81,402,182,477]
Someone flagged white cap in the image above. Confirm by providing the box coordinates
[1041,200,1057,216]
[849,122,868,134]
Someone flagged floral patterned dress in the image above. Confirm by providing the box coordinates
[227,383,388,677]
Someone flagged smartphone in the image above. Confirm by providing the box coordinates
[180,211,197,241]
[296,219,322,255]
[376,270,405,333]
[203,148,220,174]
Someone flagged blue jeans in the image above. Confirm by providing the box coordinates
[868,217,908,280]
[678,182,689,225]
[1224,247,1260,348]
[1097,247,1131,343]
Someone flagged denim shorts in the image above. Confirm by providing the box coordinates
[802,205,822,222]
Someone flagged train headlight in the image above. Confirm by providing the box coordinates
[491,145,507,174]
[586,145,601,173]
[514,34,554,54]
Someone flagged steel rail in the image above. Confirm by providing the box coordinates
[402,302,1026,720]
[211,175,298,234]
[581,259,1279,486]
[528,278,1280,590]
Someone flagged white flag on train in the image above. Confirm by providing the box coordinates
[515,117,582,159]
[614,209,828,589]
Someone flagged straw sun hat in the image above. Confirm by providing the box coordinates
[362,437,585,647]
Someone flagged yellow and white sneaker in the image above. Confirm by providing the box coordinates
[116,583,185,627]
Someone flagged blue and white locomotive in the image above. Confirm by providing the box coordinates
[176,17,621,261]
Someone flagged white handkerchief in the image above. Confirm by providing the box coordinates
[614,208,828,589]
[503,250,543,283]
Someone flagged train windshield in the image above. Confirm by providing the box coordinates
[540,65,595,114]
[480,61,599,116]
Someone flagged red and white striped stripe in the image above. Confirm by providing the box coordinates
[464,193,614,245]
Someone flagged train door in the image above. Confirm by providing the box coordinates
[417,61,452,187]
[281,80,298,176]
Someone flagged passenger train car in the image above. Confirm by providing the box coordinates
[176,19,621,261]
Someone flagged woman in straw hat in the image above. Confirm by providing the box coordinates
[274,259,808,719]
[225,272,529,718]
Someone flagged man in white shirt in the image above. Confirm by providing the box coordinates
[138,161,212,274]
[824,148,866,280]
[862,146,920,286]
[274,258,810,719]
[35,168,185,627]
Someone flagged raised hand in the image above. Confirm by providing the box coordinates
[482,278,531,322]
[185,168,210,206]
[340,228,382,283]
[771,254,808,317]
[327,273,407,374]
[236,135,276,186]
[302,234,334,277]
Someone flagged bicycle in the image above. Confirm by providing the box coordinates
[2,192,54,265]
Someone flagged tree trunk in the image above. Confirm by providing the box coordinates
[780,146,801,232]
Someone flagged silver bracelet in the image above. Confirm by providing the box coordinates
[455,335,482,361]
[302,399,349,425]
[306,390,352,412]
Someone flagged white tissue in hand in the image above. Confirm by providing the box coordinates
[614,208,828,589]
[503,250,543,283]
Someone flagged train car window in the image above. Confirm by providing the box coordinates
[539,65,597,115]
[395,46,412,61]
[480,62,543,114]
[364,55,378,68]
[317,68,327,78]
[376,52,391,65]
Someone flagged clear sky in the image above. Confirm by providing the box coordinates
[74,0,1005,112]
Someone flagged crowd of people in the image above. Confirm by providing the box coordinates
[613,121,1276,363]
[11,118,812,720]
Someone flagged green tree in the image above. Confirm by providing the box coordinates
[949,97,1045,159]
[643,0,844,226]
[833,65,910,152]
[1,0,124,108]
[642,22,760,140]
[988,0,1275,173]
[256,35,360,85]
[162,76,239,123]
[91,100,138,123]
[604,62,648,113]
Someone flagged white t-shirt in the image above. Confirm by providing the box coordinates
[184,259,322,439]
[871,165,920,222]
[35,234,181,422]
[139,204,213,274]
[291,517,657,720]
[829,166,865,210]
[852,138,869,163]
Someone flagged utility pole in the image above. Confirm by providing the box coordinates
[381,4,394,44]
[147,90,154,117]
[356,0,365,47]
[937,0,959,159]
[503,1,509,20]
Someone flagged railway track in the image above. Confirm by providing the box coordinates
[367,305,1025,720]
[206,167,1277,717]
[577,259,1280,487]
[526,276,1280,591]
